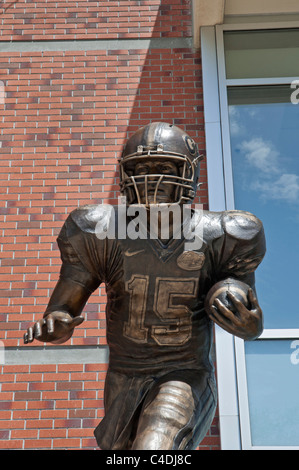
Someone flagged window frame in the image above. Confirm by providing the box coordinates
[201,21,299,450]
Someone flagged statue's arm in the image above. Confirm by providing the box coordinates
[44,275,92,319]
[208,211,266,341]
[24,209,104,345]
[23,276,94,344]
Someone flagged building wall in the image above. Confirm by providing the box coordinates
[0,0,220,450]
[224,0,299,16]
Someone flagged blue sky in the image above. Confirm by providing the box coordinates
[245,339,299,445]
[228,87,299,329]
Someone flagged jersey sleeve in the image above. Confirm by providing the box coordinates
[56,215,102,293]
[216,210,266,279]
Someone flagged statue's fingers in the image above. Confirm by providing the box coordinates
[214,298,240,323]
[46,315,55,334]
[210,304,241,329]
[226,292,248,314]
[23,331,29,344]
[34,320,42,339]
[71,316,84,328]
[209,305,228,327]
[27,326,34,343]
[248,288,259,309]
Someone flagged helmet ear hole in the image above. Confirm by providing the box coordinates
[124,168,133,177]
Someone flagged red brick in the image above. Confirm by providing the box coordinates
[26,419,53,429]
[52,438,81,448]
[11,429,38,439]
[40,409,68,419]
[39,429,67,439]
[24,439,52,449]
[68,428,94,438]
[0,440,24,449]
[0,420,25,429]
[12,410,39,420]
[14,392,41,401]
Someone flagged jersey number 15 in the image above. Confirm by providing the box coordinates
[124,275,199,346]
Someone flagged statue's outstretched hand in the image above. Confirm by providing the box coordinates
[210,288,263,341]
[23,311,84,344]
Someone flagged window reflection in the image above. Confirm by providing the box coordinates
[228,86,299,328]
[224,30,299,79]
[245,339,299,446]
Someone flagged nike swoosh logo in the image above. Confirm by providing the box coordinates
[124,249,145,257]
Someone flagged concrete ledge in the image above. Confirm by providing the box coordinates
[2,345,109,365]
[0,37,193,52]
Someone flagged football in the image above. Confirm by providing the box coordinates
[204,278,250,316]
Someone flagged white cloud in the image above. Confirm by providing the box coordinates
[229,106,261,137]
[228,106,245,137]
[239,137,280,174]
[252,174,299,204]
[237,136,299,204]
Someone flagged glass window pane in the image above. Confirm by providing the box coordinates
[224,29,299,79]
[245,339,299,446]
[227,85,299,329]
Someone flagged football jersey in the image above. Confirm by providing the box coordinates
[56,205,266,375]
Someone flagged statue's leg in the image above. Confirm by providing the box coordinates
[131,380,195,450]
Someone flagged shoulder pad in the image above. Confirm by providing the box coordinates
[200,210,224,240]
[222,210,263,240]
[70,204,113,234]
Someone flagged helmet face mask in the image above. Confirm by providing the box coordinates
[119,123,203,206]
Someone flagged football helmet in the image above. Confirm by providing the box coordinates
[119,122,203,205]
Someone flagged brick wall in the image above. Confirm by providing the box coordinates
[0,363,108,449]
[0,0,220,450]
[0,0,192,40]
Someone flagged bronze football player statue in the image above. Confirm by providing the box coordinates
[24,122,266,450]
